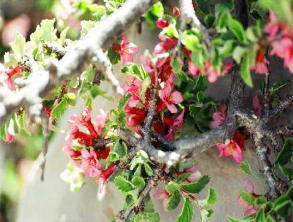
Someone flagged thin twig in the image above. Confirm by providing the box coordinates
[40,114,49,181]
[263,73,270,119]
[117,175,158,221]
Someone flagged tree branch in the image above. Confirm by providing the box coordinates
[0,0,158,125]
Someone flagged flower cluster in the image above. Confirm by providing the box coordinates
[266,11,293,73]
[64,107,114,194]
[113,35,139,65]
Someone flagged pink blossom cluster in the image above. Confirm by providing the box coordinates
[265,11,293,73]
[64,107,114,194]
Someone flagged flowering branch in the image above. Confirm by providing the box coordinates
[117,175,158,221]
[0,0,158,125]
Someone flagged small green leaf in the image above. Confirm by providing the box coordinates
[161,24,179,38]
[200,209,214,222]
[10,34,26,58]
[227,18,246,43]
[182,29,200,51]
[177,198,194,222]
[241,54,253,87]
[227,216,250,222]
[167,190,181,210]
[144,163,153,176]
[181,175,210,193]
[275,138,293,165]
[206,188,217,206]
[51,99,68,119]
[121,64,147,80]
[232,46,246,64]
[166,181,180,194]
[131,176,145,188]
[177,173,192,182]
[114,176,136,193]
[140,76,151,103]
[60,27,69,46]
[240,160,260,178]
[255,208,265,222]
[238,190,255,205]
[64,93,76,106]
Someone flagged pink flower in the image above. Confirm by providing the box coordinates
[265,11,279,41]
[204,61,219,83]
[210,104,227,129]
[156,18,170,29]
[186,166,202,182]
[164,110,184,141]
[154,189,170,211]
[154,34,177,54]
[252,48,269,74]
[252,94,262,116]
[222,63,233,75]
[185,49,201,76]
[113,35,139,65]
[158,77,183,113]
[173,6,181,17]
[216,131,245,163]
[80,148,101,177]
[5,132,14,144]
[238,178,260,216]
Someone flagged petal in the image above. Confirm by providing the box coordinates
[81,148,90,159]
[232,144,243,163]
[121,53,134,65]
[154,189,167,200]
[243,178,255,194]
[166,103,177,113]
[188,61,201,76]
[208,70,218,83]
[127,42,139,54]
[170,91,183,104]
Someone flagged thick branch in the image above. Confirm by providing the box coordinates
[268,94,293,119]
[0,0,157,125]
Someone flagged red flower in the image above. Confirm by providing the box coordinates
[172,6,181,17]
[156,18,170,29]
[1,66,21,90]
[210,104,227,129]
[154,34,177,54]
[113,35,139,65]
[204,61,219,83]
[252,48,269,74]
[252,94,262,116]
[97,164,115,198]
[185,49,201,76]
[80,148,101,177]
[216,131,245,163]
[5,132,14,144]
[158,75,183,113]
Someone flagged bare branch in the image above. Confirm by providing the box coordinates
[268,94,293,119]
[263,73,270,119]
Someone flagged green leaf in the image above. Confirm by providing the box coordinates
[177,198,194,222]
[10,34,26,58]
[144,163,153,176]
[232,46,246,64]
[273,194,291,217]
[110,141,127,161]
[59,27,69,46]
[140,76,151,103]
[241,54,253,87]
[51,99,68,119]
[182,29,200,51]
[240,160,260,178]
[255,208,265,222]
[40,19,56,41]
[131,176,145,188]
[166,181,180,194]
[227,216,250,222]
[181,175,210,193]
[227,18,246,43]
[275,138,293,165]
[149,2,164,17]
[238,190,255,205]
[64,93,76,106]
[167,190,181,210]
[121,64,148,80]
[200,209,214,222]
[114,176,136,193]
[177,173,192,182]
[206,188,217,206]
